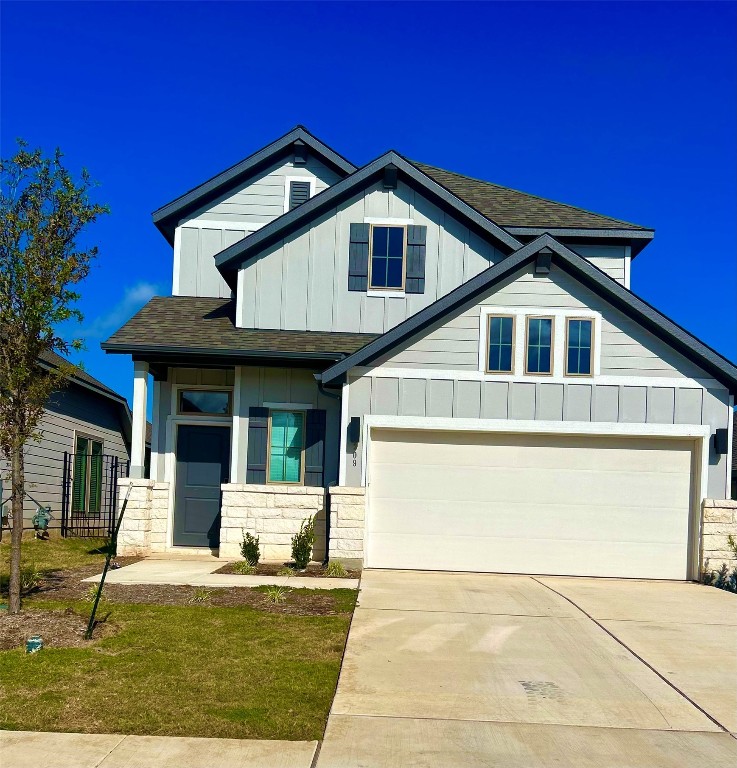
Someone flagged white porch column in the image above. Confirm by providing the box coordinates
[130,360,149,479]
[229,365,247,483]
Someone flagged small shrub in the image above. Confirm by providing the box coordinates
[703,562,737,593]
[264,584,290,604]
[277,566,296,577]
[240,531,261,566]
[326,560,348,578]
[189,587,213,604]
[82,584,103,603]
[291,515,316,569]
[20,563,42,592]
[233,561,256,575]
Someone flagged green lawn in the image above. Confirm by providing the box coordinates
[0,536,355,740]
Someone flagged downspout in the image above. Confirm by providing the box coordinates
[314,373,342,563]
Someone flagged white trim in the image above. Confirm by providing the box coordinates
[624,246,632,290]
[361,415,710,580]
[727,394,734,498]
[178,218,266,232]
[364,216,415,226]
[338,381,349,486]
[131,361,149,479]
[230,367,244,483]
[283,176,316,214]
[263,401,314,410]
[367,290,408,299]
[351,366,723,391]
[172,227,182,295]
[478,306,601,379]
[236,268,245,328]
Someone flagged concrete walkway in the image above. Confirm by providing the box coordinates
[83,557,359,590]
[0,731,318,768]
[317,570,737,767]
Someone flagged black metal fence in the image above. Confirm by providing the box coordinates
[61,452,128,538]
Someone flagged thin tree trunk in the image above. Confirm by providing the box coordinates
[8,443,24,614]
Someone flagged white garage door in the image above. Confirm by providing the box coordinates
[367,429,695,579]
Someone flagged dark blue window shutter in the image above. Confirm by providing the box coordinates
[289,181,311,210]
[303,409,326,487]
[348,223,370,291]
[405,225,427,294]
[246,407,269,483]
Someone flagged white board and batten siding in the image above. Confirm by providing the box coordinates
[0,384,130,524]
[173,156,341,298]
[344,263,732,498]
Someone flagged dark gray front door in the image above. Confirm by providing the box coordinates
[174,424,231,548]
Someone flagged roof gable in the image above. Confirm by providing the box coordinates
[319,234,737,391]
[152,126,357,244]
[213,152,523,288]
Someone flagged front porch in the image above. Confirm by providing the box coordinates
[118,360,365,564]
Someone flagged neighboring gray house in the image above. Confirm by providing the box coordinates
[0,351,133,531]
[104,126,737,579]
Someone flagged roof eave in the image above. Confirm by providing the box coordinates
[505,226,655,257]
[101,342,347,364]
[151,126,357,244]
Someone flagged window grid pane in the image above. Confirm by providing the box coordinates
[370,226,404,289]
[527,318,553,373]
[487,316,514,372]
[269,411,304,483]
[567,319,592,375]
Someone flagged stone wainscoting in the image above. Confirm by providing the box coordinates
[116,479,170,556]
[702,499,737,574]
[328,487,366,568]
[220,484,328,561]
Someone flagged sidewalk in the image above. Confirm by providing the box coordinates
[82,557,359,590]
[1,730,318,768]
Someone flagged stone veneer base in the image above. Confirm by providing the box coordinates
[702,499,737,574]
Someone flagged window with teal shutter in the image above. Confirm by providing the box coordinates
[268,411,304,484]
[72,435,104,514]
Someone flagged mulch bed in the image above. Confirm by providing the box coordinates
[0,607,118,651]
[13,561,356,617]
[215,561,361,579]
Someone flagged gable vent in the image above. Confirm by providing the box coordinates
[289,180,312,210]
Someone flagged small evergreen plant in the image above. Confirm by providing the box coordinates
[240,531,261,566]
[291,515,316,569]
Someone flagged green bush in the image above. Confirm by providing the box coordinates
[264,584,290,604]
[326,560,347,578]
[277,566,296,577]
[291,515,316,569]
[233,561,256,575]
[240,531,260,566]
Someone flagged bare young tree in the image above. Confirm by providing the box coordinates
[0,141,107,613]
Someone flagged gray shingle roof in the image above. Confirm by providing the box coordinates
[102,297,378,358]
[39,350,126,402]
[413,162,651,231]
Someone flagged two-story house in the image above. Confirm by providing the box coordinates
[104,126,737,580]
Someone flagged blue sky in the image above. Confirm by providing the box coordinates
[2,1,735,404]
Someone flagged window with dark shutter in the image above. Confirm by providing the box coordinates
[348,223,370,291]
[405,225,427,294]
[246,407,269,484]
[304,409,327,487]
[288,180,311,210]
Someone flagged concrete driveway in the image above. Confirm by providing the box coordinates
[318,570,737,767]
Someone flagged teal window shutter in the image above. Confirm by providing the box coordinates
[348,223,370,291]
[246,407,269,483]
[405,225,427,293]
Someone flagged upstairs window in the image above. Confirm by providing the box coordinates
[486,315,515,373]
[566,318,593,376]
[525,317,553,375]
[369,225,405,290]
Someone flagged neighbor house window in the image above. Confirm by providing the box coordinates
[268,410,305,484]
[566,318,594,376]
[72,436,103,515]
[525,317,554,374]
[178,390,231,415]
[369,225,405,290]
[486,315,515,373]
